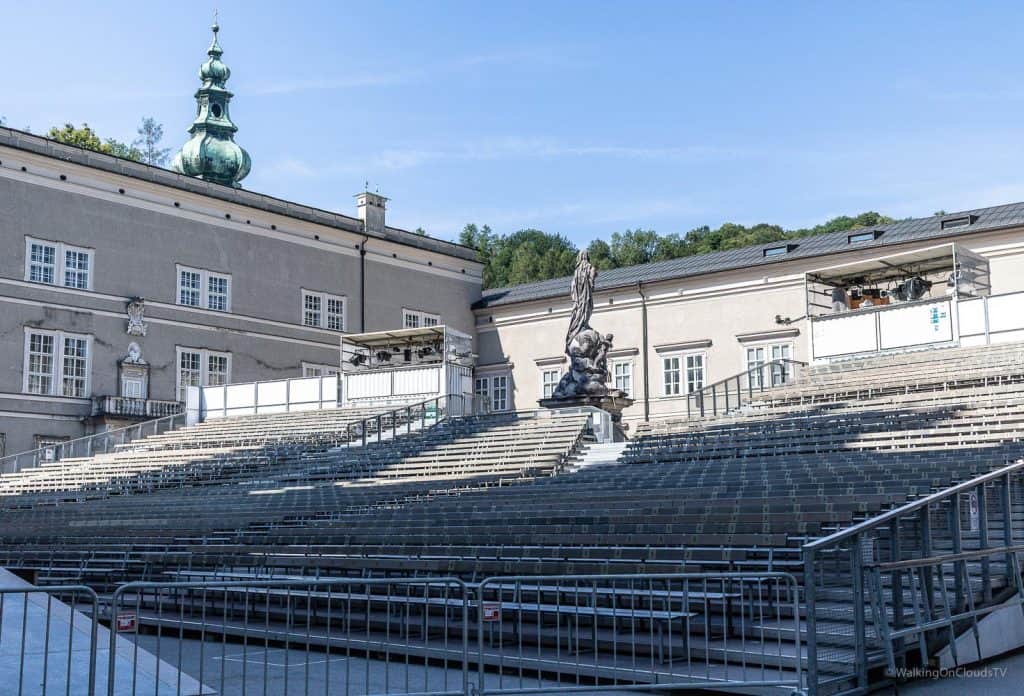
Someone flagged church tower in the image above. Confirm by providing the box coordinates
[170,20,251,187]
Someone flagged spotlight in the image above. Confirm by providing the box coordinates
[375,350,392,363]
[416,346,434,359]
[348,352,367,367]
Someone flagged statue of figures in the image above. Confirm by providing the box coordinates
[550,253,625,401]
[126,297,147,336]
[565,250,596,354]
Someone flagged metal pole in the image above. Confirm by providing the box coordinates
[804,550,819,696]
[851,540,868,691]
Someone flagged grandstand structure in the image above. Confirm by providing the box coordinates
[1,337,1023,695]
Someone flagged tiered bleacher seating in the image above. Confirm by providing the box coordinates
[1,341,1023,690]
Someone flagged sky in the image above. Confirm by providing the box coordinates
[3,1,1024,246]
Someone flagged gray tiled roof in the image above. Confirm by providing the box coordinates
[0,126,480,263]
[473,202,1024,309]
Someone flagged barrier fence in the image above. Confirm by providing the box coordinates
[0,572,803,696]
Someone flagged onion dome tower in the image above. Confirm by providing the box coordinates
[170,21,251,187]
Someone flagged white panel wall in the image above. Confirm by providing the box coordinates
[393,367,440,396]
[812,313,878,358]
[201,376,338,420]
[878,300,952,349]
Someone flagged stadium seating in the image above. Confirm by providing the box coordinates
[2,341,1023,689]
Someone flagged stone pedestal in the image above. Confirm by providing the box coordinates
[539,394,635,441]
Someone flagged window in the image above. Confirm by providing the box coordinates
[663,353,705,396]
[177,266,231,311]
[176,348,231,401]
[662,356,681,396]
[302,363,340,377]
[35,435,70,462]
[0,433,4,458]
[612,361,633,396]
[491,375,509,411]
[940,215,977,230]
[25,238,93,290]
[763,244,796,258]
[23,329,91,398]
[541,369,560,399]
[403,309,441,329]
[745,343,792,389]
[686,354,705,394]
[848,230,883,244]
[302,291,346,331]
[475,374,510,412]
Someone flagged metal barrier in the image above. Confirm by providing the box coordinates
[0,584,100,696]
[107,576,471,696]
[0,412,187,475]
[2,572,807,695]
[802,459,1024,695]
[687,359,807,419]
[475,573,804,695]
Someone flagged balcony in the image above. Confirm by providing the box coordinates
[92,395,183,420]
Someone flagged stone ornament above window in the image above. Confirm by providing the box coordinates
[126,297,147,336]
[124,342,146,365]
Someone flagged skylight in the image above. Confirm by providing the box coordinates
[763,244,796,258]
[940,214,977,230]
[848,230,884,244]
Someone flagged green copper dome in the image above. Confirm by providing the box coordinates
[171,21,251,188]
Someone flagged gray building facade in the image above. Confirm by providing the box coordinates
[0,129,483,458]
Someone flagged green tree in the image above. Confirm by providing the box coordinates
[47,123,143,161]
[488,229,577,288]
[132,117,170,166]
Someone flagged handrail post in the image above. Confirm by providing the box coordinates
[804,548,818,696]
[711,385,717,416]
[851,538,868,691]
[977,484,991,603]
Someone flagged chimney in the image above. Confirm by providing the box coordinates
[355,189,388,235]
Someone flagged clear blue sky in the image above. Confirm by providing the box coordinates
[4,1,1023,246]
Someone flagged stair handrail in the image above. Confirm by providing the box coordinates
[0,411,188,476]
[686,358,807,419]
[343,393,468,448]
[801,458,1024,695]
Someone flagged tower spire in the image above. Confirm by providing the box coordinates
[170,19,251,188]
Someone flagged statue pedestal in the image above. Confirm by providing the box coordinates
[538,394,635,441]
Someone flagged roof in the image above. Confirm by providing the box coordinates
[473,202,1024,309]
[0,126,480,264]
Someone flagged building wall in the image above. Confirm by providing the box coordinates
[0,145,482,459]
[475,227,1024,430]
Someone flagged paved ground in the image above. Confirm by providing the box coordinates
[129,634,653,695]
[882,646,1024,695]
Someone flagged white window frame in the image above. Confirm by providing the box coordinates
[540,368,560,399]
[302,290,346,331]
[176,265,232,312]
[491,374,509,411]
[403,308,441,329]
[743,341,794,389]
[24,237,94,290]
[611,359,633,397]
[175,347,232,402]
[301,362,340,377]
[661,351,707,397]
[22,328,93,398]
[475,372,510,412]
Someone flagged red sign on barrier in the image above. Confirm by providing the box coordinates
[116,613,137,632]
[481,602,502,622]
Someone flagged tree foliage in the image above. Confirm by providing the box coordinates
[460,224,577,288]
[462,212,896,289]
[132,117,171,166]
[47,122,143,161]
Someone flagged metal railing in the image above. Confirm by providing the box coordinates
[802,459,1024,695]
[0,584,100,696]
[3,571,803,696]
[343,393,469,448]
[686,359,807,419]
[0,412,187,475]
[474,572,803,695]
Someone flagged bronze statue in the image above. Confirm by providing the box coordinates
[551,252,625,400]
